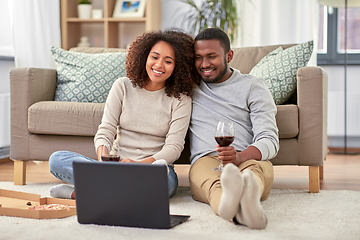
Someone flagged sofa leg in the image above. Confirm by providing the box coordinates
[14,160,26,185]
[309,166,320,193]
[319,165,324,179]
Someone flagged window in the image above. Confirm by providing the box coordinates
[317,6,360,65]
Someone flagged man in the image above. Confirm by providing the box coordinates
[189,28,279,229]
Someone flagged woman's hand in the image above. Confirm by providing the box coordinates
[97,145,108,162]
[120,158,136,163]
[120,157,156,164]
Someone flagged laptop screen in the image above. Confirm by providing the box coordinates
[73,161,173,228]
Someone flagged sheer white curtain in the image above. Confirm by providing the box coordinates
[236,0,319,65]
[12,0,61,68]
[0,0,14,57]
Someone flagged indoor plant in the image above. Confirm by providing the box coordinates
[178,0,243,42]
[78,0,92,19]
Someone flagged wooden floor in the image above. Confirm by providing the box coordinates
[0,153,359,191]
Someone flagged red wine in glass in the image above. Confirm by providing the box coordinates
[101,155,120,162]
[101,144,120,162]
[213,121,235,172]
[215,136,234,147]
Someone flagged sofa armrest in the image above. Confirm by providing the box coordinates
[10,67,57,161]
[297,66,328,166]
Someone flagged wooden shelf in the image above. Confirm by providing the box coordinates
[66,17,147,22]
[67,18,105,22]
[60,0,161,50]
[107,17,147,22]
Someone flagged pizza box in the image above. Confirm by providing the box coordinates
[0,188,76,219]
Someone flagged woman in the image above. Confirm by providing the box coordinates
[49,29,200,199]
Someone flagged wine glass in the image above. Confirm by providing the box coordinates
[212,121,235,172]
[101,143,120,162]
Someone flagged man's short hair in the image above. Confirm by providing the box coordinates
[195,28,231,53]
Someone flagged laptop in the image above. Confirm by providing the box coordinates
[73,161,190,229]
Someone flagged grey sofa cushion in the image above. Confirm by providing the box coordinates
[28,101,104,136]
[276,105,299,139]
[27,102,298,139]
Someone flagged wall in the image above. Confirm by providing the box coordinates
[320,65,360,148]
[162,0,192,31]
[0,57,13,158]
[0,0,13,158]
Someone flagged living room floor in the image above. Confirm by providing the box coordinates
[0,152,359,191]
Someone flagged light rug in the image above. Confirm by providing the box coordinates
[0,182,359,240]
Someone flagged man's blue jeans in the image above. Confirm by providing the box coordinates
[49,151,178,198]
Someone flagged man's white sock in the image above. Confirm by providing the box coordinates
[235,169,267,229]
[50,184,74,199]
[218,164,244,221]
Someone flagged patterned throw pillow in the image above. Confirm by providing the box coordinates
[249,40,313,104]
[51,46,127,103]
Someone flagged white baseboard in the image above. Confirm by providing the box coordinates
[327,136,360,148]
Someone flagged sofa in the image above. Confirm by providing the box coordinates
[10,44,328,193]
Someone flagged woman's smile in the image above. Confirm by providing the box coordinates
[145,41,176,91]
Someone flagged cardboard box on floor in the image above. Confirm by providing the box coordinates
[0,189,76,219]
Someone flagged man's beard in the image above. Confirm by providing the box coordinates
[202,58,228,84]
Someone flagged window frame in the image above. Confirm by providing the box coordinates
[317,7,360,65]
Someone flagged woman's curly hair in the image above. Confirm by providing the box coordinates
[126,29,200,99]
